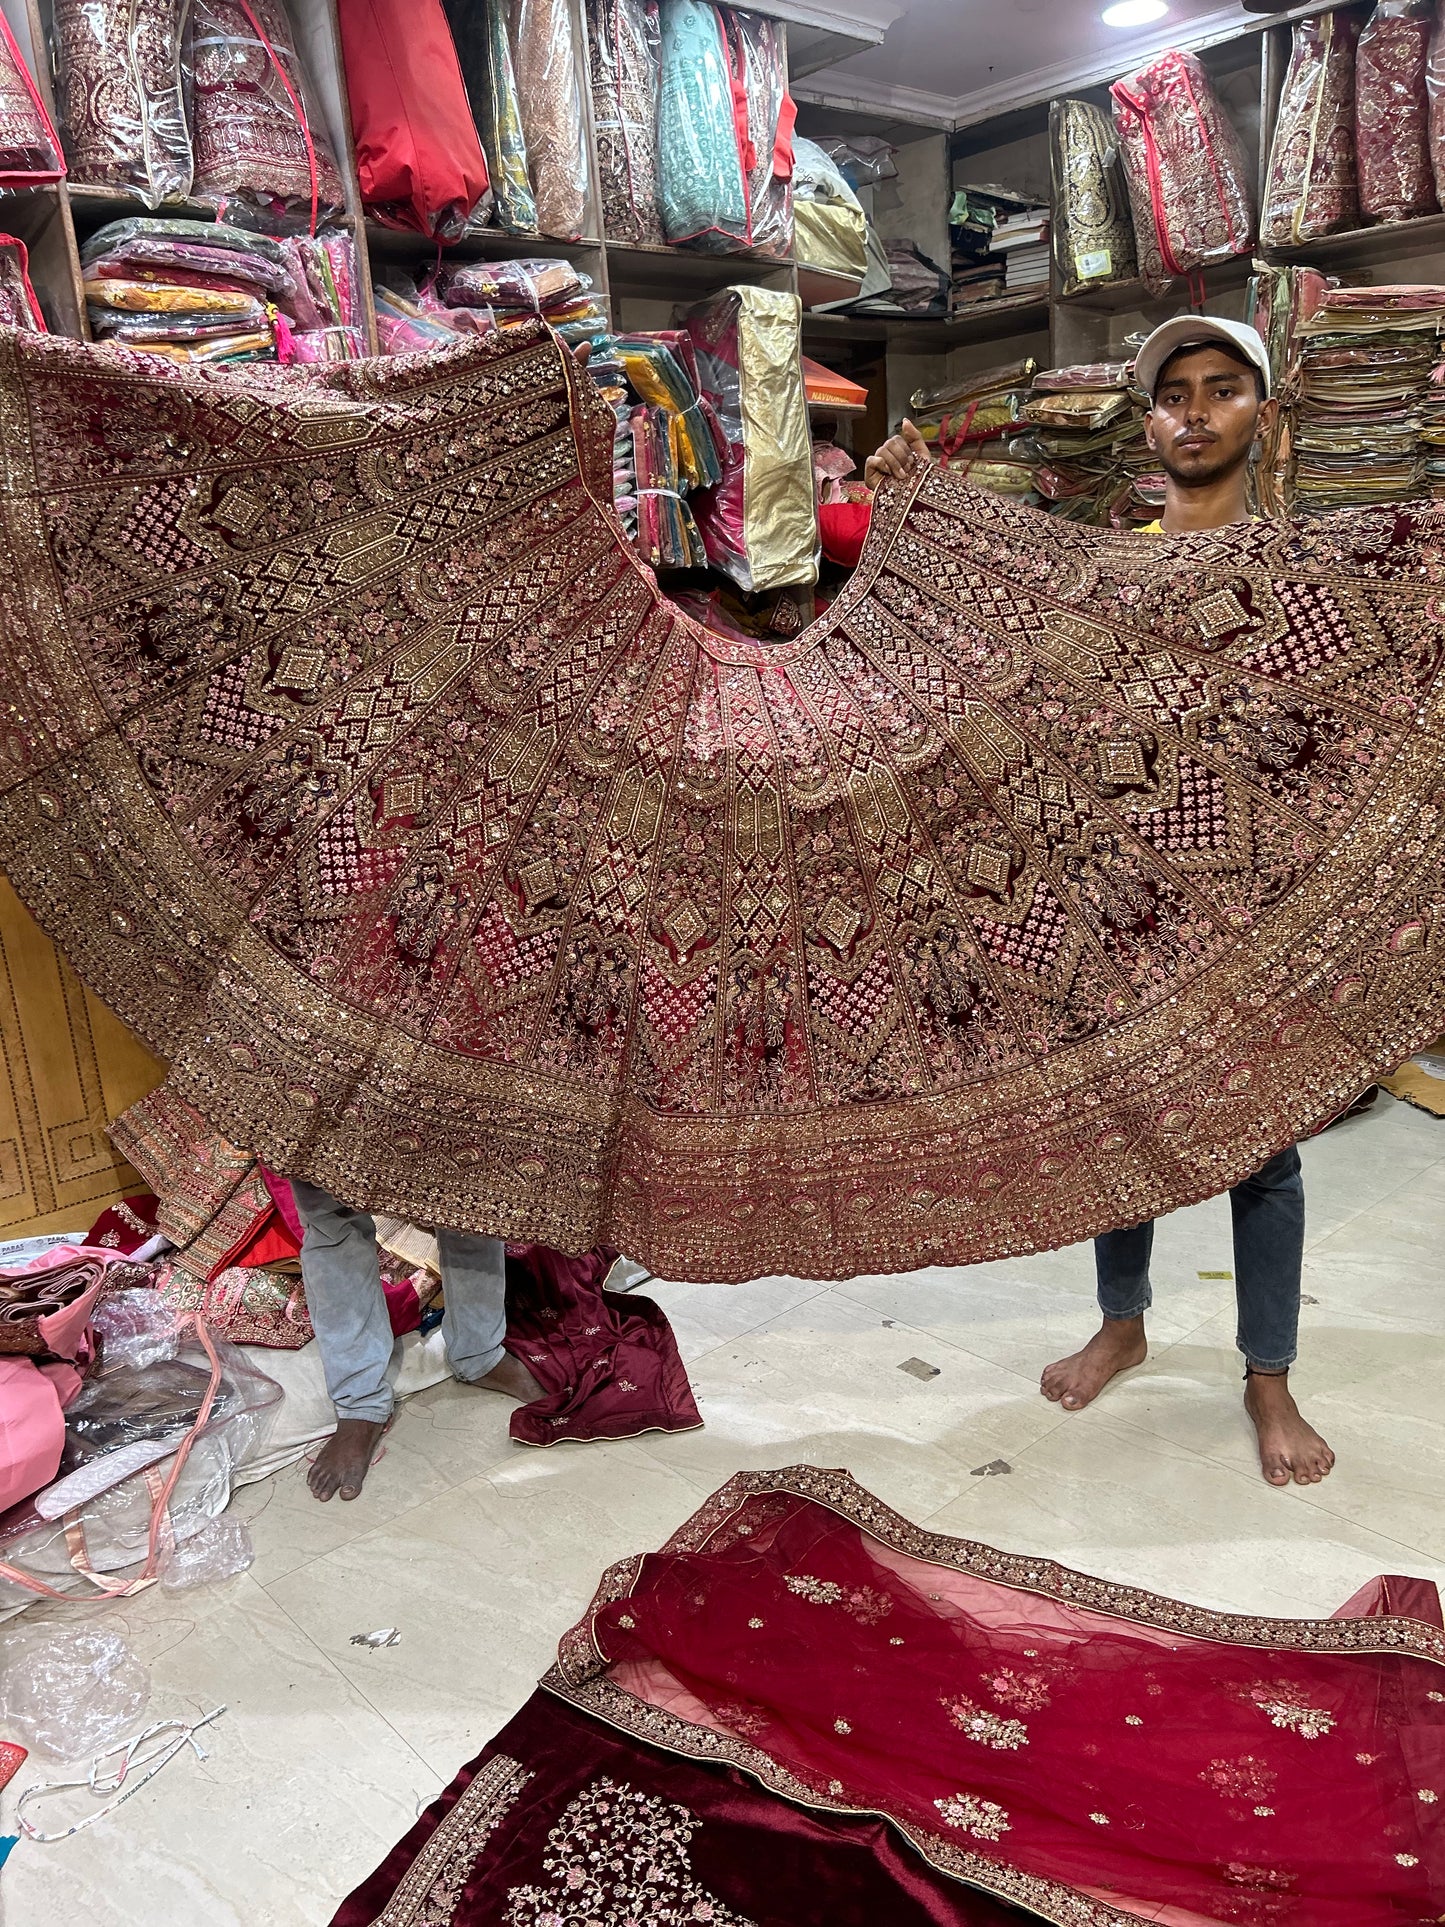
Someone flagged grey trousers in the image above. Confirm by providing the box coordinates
[290,1179,507,1423]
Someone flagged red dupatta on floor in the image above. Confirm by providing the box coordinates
[334,1467,1444,1925]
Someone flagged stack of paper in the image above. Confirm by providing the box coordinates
[991,208,1052,293]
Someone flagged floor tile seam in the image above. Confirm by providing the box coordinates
[1045,1404,1445,1568]
[1301,1158,1445,1251]
[250,1572,453,1785]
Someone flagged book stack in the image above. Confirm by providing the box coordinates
[990,207,1052,294]
[948,190,1005,308]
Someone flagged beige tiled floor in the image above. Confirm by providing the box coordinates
[5,1093,1444,1923]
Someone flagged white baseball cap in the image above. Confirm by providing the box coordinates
[1135,315,1272,402]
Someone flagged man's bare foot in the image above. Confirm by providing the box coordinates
[1041,1318,1148,1411]
[309,1417,388,1503]
[1245,1371,1335,1487]
[469,1353,544,1401]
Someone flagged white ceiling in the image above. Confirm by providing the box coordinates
[800,1,1281,125]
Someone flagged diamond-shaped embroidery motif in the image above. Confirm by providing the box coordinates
[212,486,263,535]
[1194,588,1249,639]
[1100,741,1147,785]
[382,773,424,819]
[273,646,324,692]
[967,845,1011,895]
[664,901,706,953]
[818,896,863,953]
[518,858,559,906]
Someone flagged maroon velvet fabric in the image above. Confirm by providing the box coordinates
[502,1244,701,1447]
[330,1691,1030,1927]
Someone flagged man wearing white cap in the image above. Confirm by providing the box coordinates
[1040,315,1335,1489]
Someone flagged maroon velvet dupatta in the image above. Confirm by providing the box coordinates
[334,1468,1444,1925]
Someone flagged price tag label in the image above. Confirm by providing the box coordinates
[1077,248,1112,280]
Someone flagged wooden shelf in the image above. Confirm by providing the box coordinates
[364,223,604,267]
[804,291,1050,354]
[1264,211,1445,271]
[605,240,795,302]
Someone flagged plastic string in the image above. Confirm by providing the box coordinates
[15,1708,227,1843]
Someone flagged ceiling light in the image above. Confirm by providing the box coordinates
[1102,0,1169,26]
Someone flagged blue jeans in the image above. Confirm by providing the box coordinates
[1093,1145,1304,1372]
[291,1180,507,1423]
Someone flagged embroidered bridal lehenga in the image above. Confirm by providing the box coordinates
[330,1467,1444,1926]
[1,322,1445,1281]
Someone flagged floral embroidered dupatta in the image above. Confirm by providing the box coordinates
[2,322,1445,1284]
[334,1468,1445,1926]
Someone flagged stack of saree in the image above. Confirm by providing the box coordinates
[1,320,1445,1284]
[1263,12,1360,247]
[333,1467,1445,1925]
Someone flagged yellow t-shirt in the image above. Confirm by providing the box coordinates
[1136,515,1260,534]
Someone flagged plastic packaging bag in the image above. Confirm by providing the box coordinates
[0,14,64,184]
[0,1626,149,1760]
[1422,0,1445,209]
[340,0,489,239]
[512,0,589,241]
[588,0,664,245]
[684,284,817,592]
[657,0,747,247]
[159,1514,252,1590]
[1050,97,1138,296]
[447,0,537,235]
[0,1302,281,1609]
[791,135,868,279]
[1357,0,1437,222]
[49,0,193,206]
[187,0,346,222]
[1111,48,1256,293]
[1263,13,1360,244]
[727,8,794,260]
[443,256,583,313]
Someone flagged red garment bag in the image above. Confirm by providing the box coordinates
[337,0,489,239]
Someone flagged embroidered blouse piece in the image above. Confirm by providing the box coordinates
[1263,12,1361,245]
[1111,49,1256,294]
[2,323,1445,1284]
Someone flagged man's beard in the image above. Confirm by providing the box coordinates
[1156,444,1248,489]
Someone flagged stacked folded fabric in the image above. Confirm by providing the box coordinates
[1021,363,1154,523]
[441,256,609,344]
[81,219,364,366]
[1293,285,1445,510]
[907,357,1039,502]
[583,332,724,568]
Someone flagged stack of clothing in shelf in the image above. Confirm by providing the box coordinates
[1021,362,1157,525]
[947,191,1003,308]
[908,357,1039,503]
[991,205,1051,293]
[372,272,501,353]
[586,331,726,569]
[439,256,609,345]
[1293,285,1445,511]
[81,221,364,366]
